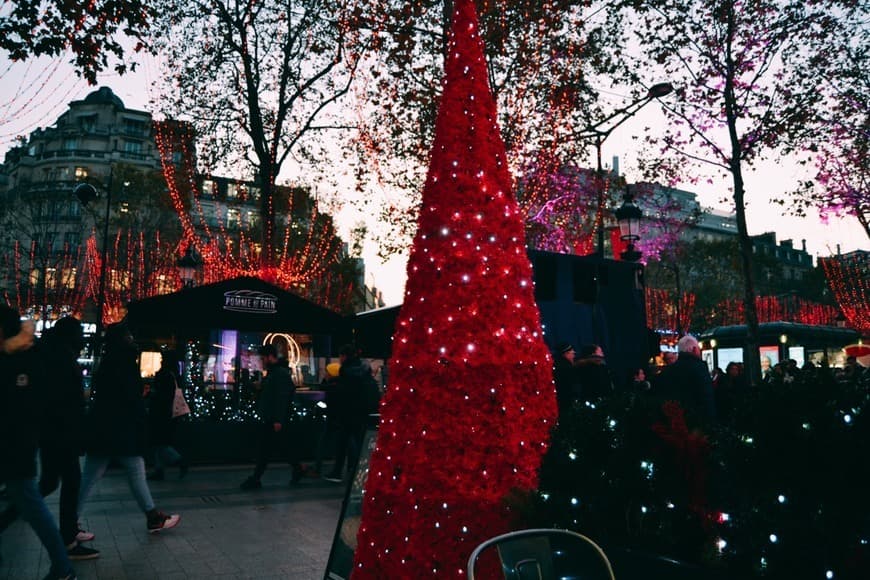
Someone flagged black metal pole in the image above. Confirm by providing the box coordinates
[595,133,605,257]
[95,167,113,349]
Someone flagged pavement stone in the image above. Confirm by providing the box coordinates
[0,464,346,580]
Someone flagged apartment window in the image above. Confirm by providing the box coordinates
[75,166,89,179]
[227,182,238,199]
[44,231,58,249]
[123,118,147,136]
[61,268,77,289]
[64,232,80,246]
[68,202,81,218]
[120,202,130,214]
[79,114,97,131]
[227,208,240,228]
[63,138,77,151]
[249,187,260,201]
[45,268,58,288]
[201,179,216,196]
[124,141,142,154]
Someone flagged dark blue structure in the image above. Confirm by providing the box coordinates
[354,250,649,382]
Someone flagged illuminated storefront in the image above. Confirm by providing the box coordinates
[126,276,350,423]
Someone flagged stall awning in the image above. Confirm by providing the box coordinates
[126,276,348,336]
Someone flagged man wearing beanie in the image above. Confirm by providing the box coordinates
[0,304,77,579]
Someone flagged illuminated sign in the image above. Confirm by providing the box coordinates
[223,290,278,314]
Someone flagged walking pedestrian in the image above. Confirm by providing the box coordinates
[240,343,302,489]
[323,345,380,483]
[76,323,180,536]
[0,317,99,561]
[147,350,189,481]
[0,305,77,579]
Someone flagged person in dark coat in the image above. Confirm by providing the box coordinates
[240,343,302,489]
[652,334,716,424]
[323,345,380,483]
[76,323,180,536]
[147,350,189,481]
[0,317,99,560]
[0,305,77,579]
[575,344,613,403]
[553,342,580,417]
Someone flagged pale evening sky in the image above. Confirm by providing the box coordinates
[1,55,866,306]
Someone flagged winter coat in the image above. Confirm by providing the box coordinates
[652,353,716,423]
[553,356,581,412]
[39,333,86,454]
[0,323,42,480]
[86,343,148,457]
[256,362,294,425]
[575,358,613,402]
[335,357,380,429]
[148,368,178,446]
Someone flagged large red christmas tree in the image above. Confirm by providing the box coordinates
[352,1,557,577]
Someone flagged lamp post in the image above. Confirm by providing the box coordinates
[73,170,113,347]
[614,186,643,262]
[176,246,201,288]
[575,82,673,257]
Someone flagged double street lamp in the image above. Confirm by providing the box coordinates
[574,82,673,257]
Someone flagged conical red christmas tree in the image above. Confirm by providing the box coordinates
[351,1,557,577]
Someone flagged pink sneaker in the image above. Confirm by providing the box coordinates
[147,511,181,533]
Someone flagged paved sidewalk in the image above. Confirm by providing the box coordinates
[0,465,346,580]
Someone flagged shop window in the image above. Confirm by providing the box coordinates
[75,166,89,179]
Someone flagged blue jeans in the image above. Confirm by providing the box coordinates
[153,445,182,470]
[4,477,74,578]
[78,455,155,517]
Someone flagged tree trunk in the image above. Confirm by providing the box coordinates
[724,3,761,386]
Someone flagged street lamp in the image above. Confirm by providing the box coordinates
[73,172,113,346]
[614,186,643,262]
[574,82,673,257]
[176,246,201,288]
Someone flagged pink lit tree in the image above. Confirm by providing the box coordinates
[602,0,865,384]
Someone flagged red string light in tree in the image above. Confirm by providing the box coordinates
[710,295,844,328]
[154,120,345,294]
[352,1,556,577]
[645,288,696,341]
[821,254,870,333]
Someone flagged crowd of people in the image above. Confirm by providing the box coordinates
[0,306,181,580]
[1,297,384,579]
[553,334,865,428]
